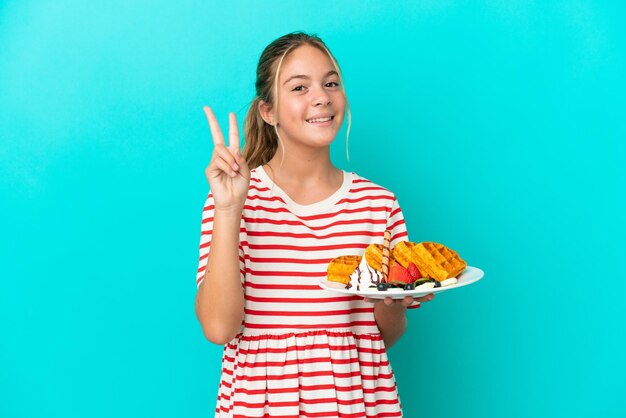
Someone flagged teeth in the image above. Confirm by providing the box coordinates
[307,116,332,123]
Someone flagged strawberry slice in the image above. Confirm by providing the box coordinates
[388,264,412,284]
[407,262,422,279]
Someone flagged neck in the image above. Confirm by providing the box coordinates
[265,146,340,185]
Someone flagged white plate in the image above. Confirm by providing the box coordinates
[319,266,484,299]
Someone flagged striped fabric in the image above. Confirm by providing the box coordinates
[196,166,414,417]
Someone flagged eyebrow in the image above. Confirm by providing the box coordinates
[282,70,339,85]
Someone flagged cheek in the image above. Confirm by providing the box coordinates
[333,93,346,111]
[334,98,347,122]
[280,101,307,123]
[335,113,345,127]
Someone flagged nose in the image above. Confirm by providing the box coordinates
[312,85,331,107]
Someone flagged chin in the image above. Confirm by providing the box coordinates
[280,125,340,148]
[306,126,341,143]
[308,133,339,147]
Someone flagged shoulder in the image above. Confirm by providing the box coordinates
[249,166,262,182]
[349,171,398,200]
[247,166,266,192]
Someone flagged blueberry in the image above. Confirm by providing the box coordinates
[377,282,389,291]
[433,280,441,288]
[404,283,414,290]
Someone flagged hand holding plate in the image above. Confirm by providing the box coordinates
[363,293,435,306]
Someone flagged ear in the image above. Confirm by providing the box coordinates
[258,100,275,126]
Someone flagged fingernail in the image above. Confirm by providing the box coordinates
[230,171,237,177]
[232,163,239,170]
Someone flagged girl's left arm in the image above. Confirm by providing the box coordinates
[374,302,408,349]
[372,195,435,347]
[370,294,434,349]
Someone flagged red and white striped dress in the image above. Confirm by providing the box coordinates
[196,166,417,418]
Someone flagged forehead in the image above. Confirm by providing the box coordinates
[279,44,335,82]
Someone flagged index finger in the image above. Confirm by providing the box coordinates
[203,106,225,146]
[414,293,435,303]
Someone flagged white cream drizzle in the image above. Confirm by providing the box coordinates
[346,257,382,291]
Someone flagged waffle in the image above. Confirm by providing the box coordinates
[364,244,383,272]
[392,241,466,282]
[327,255,362,284]
[365,243,398,272]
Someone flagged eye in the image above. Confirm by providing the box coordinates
[292,85,306,92]
[326,81,340,88]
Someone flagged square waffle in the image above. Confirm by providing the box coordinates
[392,241,466,282]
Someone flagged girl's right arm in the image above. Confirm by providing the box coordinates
[195,106,250,345]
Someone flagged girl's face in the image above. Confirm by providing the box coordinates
[271,44,346,150]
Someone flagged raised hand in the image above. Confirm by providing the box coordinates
[203,106,250,213]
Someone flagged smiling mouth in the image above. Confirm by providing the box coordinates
[306,116,334,124]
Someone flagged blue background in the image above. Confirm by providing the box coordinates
[1,1,625,417]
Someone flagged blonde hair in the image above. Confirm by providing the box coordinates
[243,32,352,170]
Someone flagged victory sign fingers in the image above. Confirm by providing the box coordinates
[204,106,239,173]
[202,106,250,212]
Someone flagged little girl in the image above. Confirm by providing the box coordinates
[195,31,434,418]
